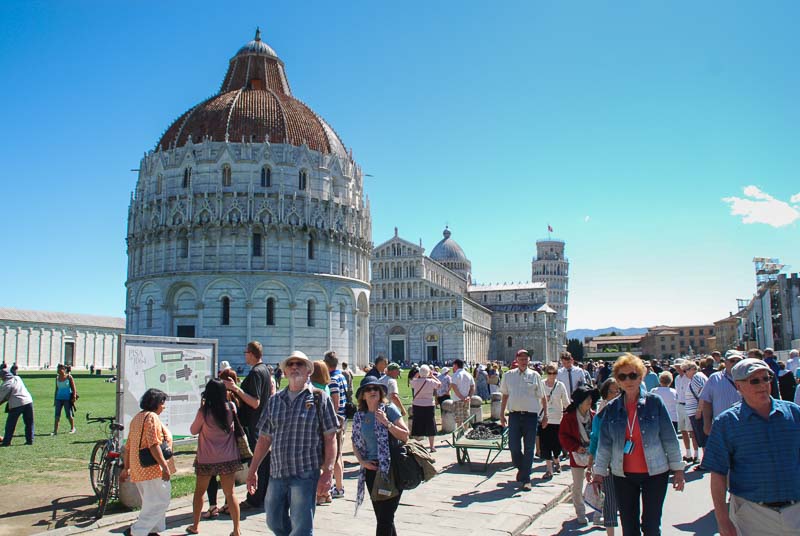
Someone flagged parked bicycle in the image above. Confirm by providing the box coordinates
[86,413,124,519]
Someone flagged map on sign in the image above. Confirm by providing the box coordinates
[119,336,217,441]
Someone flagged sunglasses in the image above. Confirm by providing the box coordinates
[616,372,640,381]
[286,361,305,368]
[744,374,774,386]
[546,372,557,375]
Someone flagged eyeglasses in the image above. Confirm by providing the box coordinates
[616,372,640,381]
[745,374,774,386]
[286,361,305,368]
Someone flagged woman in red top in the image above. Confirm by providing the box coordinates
[559,385,599,525]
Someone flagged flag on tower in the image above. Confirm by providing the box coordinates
[547,224,553,233]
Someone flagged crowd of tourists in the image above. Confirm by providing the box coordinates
[496,347,800,535]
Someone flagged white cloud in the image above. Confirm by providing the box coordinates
[722,186,800,228]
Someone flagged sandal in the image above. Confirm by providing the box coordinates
[186,526,199,535]
[218,504,230,515]
[202,506,220,519]
[543,472,553,479]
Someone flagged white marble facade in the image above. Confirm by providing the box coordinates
[370,229,561,365]
[125,32,371,371]
[531,240,569,345]
[369,232,491,364]
[0,309,124,370]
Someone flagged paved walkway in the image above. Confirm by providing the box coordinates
[39,440,572,536]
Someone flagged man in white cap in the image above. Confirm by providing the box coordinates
[247,350,338,536]
[704,358,800,536]
[699,350,743,437]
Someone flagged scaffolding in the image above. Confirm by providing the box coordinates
[753,257,784,287]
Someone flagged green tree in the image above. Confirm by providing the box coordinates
[567,338,585,360]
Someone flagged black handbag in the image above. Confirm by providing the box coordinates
[138,413,173,467]
[389,436,423,491]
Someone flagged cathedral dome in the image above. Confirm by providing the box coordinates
[156,29,347,159]
[430,227,472,281]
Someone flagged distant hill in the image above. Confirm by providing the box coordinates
[567,327,648,340]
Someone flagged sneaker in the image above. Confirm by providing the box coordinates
[521,482,532,491]
[69,428,76,434]
[576,517,589,525]
[593,514,604,526]
[330,487,345,499]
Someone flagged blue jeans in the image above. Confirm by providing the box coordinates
[3,403,35,445]
[508,412,538,484]
[265,470,320,536]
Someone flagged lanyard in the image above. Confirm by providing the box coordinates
[626,405,638,439]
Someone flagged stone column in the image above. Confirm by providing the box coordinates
[326,304,334,349]
[288,301,297,349]
[245,301,253,342]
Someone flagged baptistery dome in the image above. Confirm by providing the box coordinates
[430,227,472,281]
[125,30,372,370]
[158,29,346,159]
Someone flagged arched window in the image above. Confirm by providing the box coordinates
[179,235,189,258]
[156,174,163,195]
[221,297,231,326]
[252,232,262,257]
[299,169,308,190]
[408,305,413,318]
[507,336,513,348]
[222,164,232,186]
[261,166,271,187]
[339,303,346,329]
[146,298,154,329]
[307,235,314,259]
[266,297,275,326]
[183,167,192,188]
[307,300,315,327]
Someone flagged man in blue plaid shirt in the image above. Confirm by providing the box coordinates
[247,350,338,535]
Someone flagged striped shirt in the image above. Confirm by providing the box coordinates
[328,369,348,416]
[703,398,800,503]
[699,370,741,418]
[258,385,338,479]
[684,372,707,413]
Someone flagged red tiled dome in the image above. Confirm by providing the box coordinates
[157,30,347,158]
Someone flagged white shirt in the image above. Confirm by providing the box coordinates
[450,369,475,401]
[675,373,690,403]
[651,386,678,422]
[542,380,570,424]
[378,375,399,397]
[499,367,546,413]
[557,366,586,399]
[787,357,800,375]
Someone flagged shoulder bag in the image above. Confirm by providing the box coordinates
[231,403,253,463]
[138,412,174,467]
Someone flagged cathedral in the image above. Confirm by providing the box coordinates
[369,228,568,364]
[125,31,372,370]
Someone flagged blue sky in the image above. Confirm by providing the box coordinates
[1,1,798,329]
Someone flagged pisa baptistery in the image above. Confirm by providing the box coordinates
[125,30,372,370]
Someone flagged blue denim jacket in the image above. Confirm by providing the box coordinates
[593,392,684,477]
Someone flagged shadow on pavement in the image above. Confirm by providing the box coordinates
[672,509,717,535]
[450,480,521,508]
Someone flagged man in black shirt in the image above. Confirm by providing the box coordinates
[365,355,387,380]
[224,340,273,509]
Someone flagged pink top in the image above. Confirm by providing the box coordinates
[410,378,439,407]
[190,403,239,465]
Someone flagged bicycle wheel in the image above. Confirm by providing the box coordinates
[95,460,112,519]
[88,440,107,496]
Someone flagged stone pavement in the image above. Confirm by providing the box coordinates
[38,441,572,536]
